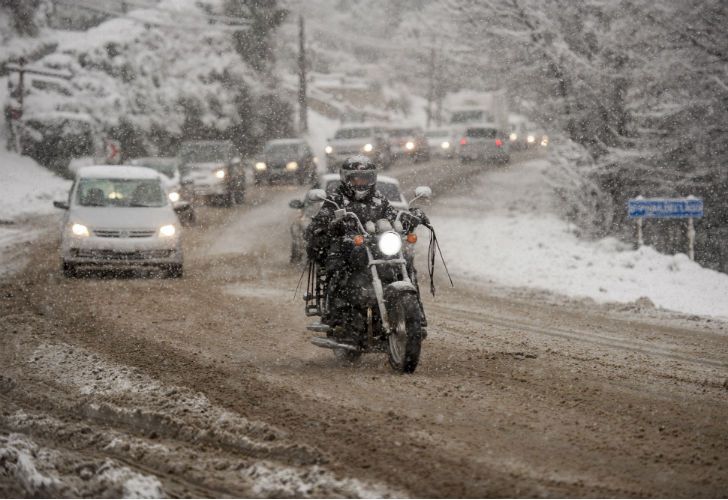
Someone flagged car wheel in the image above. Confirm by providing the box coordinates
[164,263,184,279]
[62,261,76,278]
[233,188,245,204]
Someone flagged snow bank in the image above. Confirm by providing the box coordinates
[433,158,728,319]
[0,148,70,221]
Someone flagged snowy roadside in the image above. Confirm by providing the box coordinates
[432,156,728,320]
[0,147,70,276]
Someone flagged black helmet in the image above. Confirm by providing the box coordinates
[340,155,377,200]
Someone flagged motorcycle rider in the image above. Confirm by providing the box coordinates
[305,155,428,342]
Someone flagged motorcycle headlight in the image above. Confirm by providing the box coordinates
[215,169,226,179]
[168,191,180,202]
[527,135,535,143]
[405,141,415,150]
[378,231,402,256]
[325,146,333,154]
[159,224,176,237]
[71,223,89,237]
[363,143,373,152]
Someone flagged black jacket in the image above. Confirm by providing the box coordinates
[305,185,400,266]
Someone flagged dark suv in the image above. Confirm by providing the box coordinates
[254,138,317,185]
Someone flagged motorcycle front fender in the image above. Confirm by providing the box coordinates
[384,280,418,304]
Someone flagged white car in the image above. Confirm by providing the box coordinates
[424,128,457,158]
[288,173,408,262]
[54,165,183,278]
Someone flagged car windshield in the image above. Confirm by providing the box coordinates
[179,143,230,163]
[466,128,498,138]
[264,144,300,157]
[130,159,176,179]
[334,128,373,139]
[75,178,166,207]
[425,130,449,138]
[389,128,417,137]
[324,180,401,203]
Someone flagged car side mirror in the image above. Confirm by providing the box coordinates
[289,199,305,209]
[53,200,69,210]
[415,186,432,199]
[307,189,327,202]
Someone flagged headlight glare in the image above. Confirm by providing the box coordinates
[363,143,373,152]
[441,141,450,149]
[168,191,180,202]
[378,231,402,256]
[325,146,333,154]
[527,135,535,143]
[159,224,176,237]
[286,161,299,171]
[255,162,267,171]
[405,141,415,150]
[71,223,89,237]
[509,133,518,141]
[215,169,226,179]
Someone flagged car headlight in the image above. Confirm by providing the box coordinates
[168,191,180,202]
[527,135,535,143]
[509,133,518,141]
[286,161,299,171]
[71,223,89,237]
[159,224,176,237]
[255,162,267,171]
[378,231,402,256]
[325,146,333,154]
[215,169,226,179]
[405,141,415,150]
[541,136,549,147]
[363,143,373,152]
[441,141,450,149]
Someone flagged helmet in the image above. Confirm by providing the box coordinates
[340,155,377,201]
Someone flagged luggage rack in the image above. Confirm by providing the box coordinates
[304,262,327,317]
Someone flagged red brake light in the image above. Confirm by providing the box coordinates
[495,138,503,147]
[460,138,467,145]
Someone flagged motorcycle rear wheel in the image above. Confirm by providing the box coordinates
[387,294,423,373]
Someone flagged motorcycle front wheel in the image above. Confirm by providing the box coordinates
[387,294,423,373]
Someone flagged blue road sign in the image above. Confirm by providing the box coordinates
[628,198,704,219]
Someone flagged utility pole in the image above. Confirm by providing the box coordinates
[297,15,308,134]
[426,38,435,129]
[6,58,72,153]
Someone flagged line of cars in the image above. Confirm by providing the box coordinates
[51,136,320,278]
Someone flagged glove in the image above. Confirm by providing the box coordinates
[409,207,429,225]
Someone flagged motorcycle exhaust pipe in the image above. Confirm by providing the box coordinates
[311,336,358,351]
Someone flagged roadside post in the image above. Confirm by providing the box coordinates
[627,196,704,260]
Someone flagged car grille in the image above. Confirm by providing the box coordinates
[72,249,173,260]
[93,229,157,238]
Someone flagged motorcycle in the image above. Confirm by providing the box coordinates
[303,186,433,373]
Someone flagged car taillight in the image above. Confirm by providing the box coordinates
[495,138,503,147]
[460,138,467,145]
